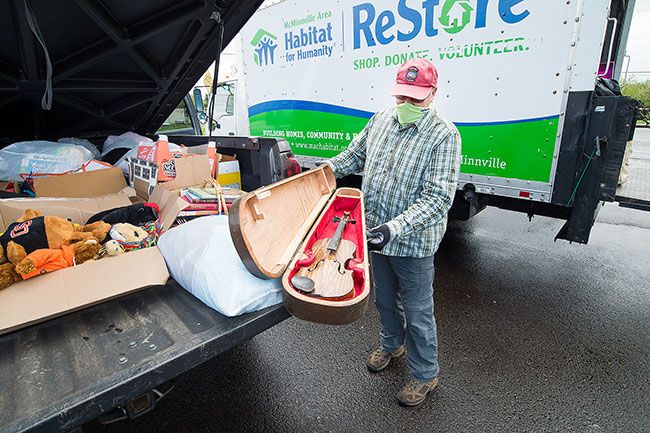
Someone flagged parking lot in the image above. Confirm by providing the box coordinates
[87,135,650,432]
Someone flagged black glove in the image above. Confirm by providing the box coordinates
[367,225,391,251]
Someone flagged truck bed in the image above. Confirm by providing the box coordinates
[0,280,289,433]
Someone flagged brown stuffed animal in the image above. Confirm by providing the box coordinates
[0,209,110,267]
[15,239,103,279]
[0,263,21,289]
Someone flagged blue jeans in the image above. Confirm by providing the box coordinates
[370,252,439,382]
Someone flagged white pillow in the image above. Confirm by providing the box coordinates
[158,215,283,317]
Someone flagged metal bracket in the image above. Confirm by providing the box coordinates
[96,382,175,425]
[598,17,619,78]
[210,11,223,24]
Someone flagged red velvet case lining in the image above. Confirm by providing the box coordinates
[288,195,366,299]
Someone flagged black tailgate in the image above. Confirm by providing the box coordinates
[0,280,289,433]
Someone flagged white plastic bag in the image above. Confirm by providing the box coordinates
[102,132,182,175]
[58,137,100,159]
[158,216,283,317]
[101,131,152,157]
[0,140,93,181]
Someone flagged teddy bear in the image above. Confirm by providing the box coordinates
[96,223,153,258]
[14,239,103,280]
[109,223,149,243]
[0,263,21,289]
[0,209,111,267]
[0,209,111,289]
[101,240,125,257]
[0,240,102,289]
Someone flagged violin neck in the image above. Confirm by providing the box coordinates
[327,217,348,252]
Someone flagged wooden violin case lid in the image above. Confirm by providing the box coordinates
[229,166,337,279]
[229,166,370,324]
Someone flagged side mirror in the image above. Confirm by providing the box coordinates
[193,88,204,112]
[197,112,208,124]
[226,94,234,115]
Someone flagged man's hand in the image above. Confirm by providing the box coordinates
[367,225,391,251]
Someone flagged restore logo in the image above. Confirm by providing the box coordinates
[439,0,473,34]
[353,0,531,49]
[251,29,278,66]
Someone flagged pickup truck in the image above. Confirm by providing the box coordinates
[0,1,292,432]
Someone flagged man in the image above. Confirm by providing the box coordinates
[327,58,461,407]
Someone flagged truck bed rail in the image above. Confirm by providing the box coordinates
[0,280,289,433]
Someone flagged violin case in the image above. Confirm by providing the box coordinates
[229,165,370,325]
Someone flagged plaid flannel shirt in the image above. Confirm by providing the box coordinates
[328,106,461,257]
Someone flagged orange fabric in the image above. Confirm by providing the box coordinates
[21,245,76,280]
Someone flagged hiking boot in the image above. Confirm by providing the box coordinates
[366,345,405,372]
[397,377,439,407]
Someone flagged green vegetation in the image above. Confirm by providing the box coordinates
[621,78,650,126]
[621,78,650,106]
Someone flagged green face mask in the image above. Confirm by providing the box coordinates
[396,102,428,126]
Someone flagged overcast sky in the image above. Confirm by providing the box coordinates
[624,0,650,81]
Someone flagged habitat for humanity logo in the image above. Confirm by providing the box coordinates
[251,29,278,66]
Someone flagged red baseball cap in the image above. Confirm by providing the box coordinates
[391,58,438,101]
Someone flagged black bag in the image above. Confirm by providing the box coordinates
[595,77,622,96]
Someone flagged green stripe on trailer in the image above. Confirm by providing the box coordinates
[250,109,558,183]
[457,116,558,183]
[250,109,369,158]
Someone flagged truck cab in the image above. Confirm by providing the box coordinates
[190,79,249,138]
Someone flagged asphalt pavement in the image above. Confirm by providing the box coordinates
[86,143,650,433]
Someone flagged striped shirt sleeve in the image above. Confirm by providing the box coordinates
[384,129,461,239]
[327,114,375,178]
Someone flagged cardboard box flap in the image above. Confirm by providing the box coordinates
[34,167,128,198]
[0,247,169,335]
[160,155,212,191]
[149,185,190,231]
[147,155,213,230]
[228,165,337,279]
[0,195,132,232]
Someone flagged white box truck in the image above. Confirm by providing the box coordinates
[206,0,644,243]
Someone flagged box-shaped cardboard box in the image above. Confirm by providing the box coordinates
[130,153,215,198]
[217,154,241,189]
[185,144,240,188]
[136,135,198,182]
[148,155,213,230]
[0,195,170,335]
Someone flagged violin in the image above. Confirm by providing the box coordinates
[291,212,356,300]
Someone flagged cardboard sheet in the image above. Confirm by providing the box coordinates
[34,167,128,198]
[0,247,169,335]
[0,195,132,232]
